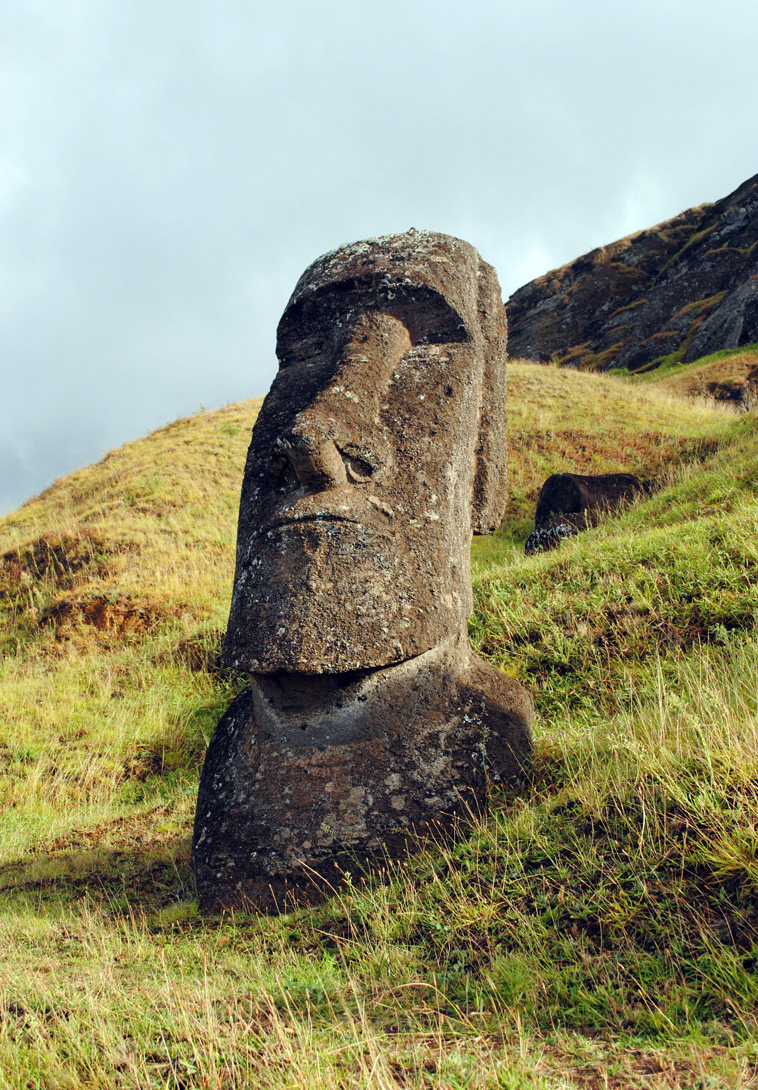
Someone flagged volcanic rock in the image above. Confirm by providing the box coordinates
[507,174,758,372]
[193,230,533,912]
[534,472,645,532]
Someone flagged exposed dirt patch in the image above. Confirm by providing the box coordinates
[6,808,186,862]
[542,1048,702,1089]
[0,533,118,596]
[0,844,193,915]
[0,808,194,914]
[0,535,132,636]
[41,595,164,640]
[386,1042,725,1090]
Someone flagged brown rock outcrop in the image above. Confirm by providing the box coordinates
[507,174,758,372]
[193,230,533,913]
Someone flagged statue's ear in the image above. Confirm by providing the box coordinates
[471,264,508,535]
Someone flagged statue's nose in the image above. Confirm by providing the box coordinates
[274,311,410,494]
[277,428,347,491]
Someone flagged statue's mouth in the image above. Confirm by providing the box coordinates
[264,511,360,530]
[261,493,394,536]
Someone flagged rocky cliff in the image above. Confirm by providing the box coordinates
[507,174,758,372]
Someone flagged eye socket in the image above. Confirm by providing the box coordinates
[277,331,328,368]
[341,452,374,483]
[267,450,299,491]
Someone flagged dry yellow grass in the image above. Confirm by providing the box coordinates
[480,359,735,554]
[1,398,263,619]
[1,363,757,1088]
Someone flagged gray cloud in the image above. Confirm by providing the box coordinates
[2,0,758,513]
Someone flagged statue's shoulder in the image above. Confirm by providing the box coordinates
[452,653,534,789]
[458,651,534,723]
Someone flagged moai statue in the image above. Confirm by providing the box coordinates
[193,230,533,912]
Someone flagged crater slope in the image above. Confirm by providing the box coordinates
[507,173,758,372]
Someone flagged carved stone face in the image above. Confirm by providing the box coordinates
[223,230,508,674]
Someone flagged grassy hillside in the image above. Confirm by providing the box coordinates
[492,361,734,546]
[1,362,757,1087]
[628,345,758,402]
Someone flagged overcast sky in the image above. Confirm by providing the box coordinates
[2,0,757,515]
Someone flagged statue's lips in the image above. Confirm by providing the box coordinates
[265,512,358,530]
[261,504,393,537]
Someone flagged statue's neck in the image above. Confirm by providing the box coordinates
[249,627,470,745]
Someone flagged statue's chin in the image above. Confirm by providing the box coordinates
[224,602,445,675]
[223,523,466,674]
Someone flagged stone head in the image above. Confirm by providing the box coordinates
[223,229,508,674]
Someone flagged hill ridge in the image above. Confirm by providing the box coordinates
[507,172,758,372]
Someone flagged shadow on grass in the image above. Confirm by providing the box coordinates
[0,834,195,917]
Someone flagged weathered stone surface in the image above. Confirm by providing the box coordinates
[534,472,645,532]
[194,631,532,913]
[524,522,577,556]
[507,174,758,372]
[193,229,533,912]
[223,230,508,675]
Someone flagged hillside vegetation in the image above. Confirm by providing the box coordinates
[506,173,758,374]
[629,345,758,410]
[1,361,758,1088]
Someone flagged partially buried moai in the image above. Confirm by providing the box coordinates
[193,229,533,912]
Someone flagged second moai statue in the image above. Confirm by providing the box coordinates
[193,229,533,912]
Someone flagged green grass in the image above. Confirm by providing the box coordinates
[2,361,758,1086]
[624,344,758,384]
[477,358,738,551]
